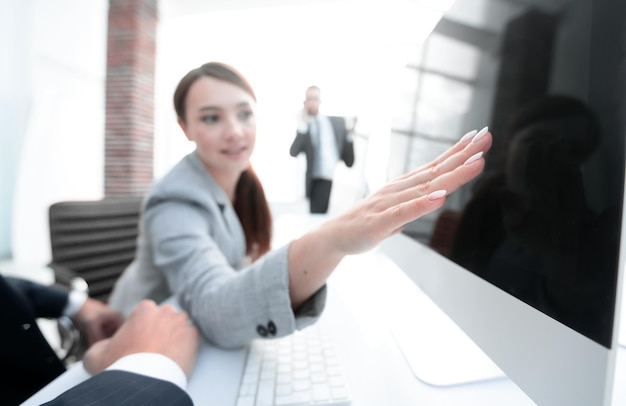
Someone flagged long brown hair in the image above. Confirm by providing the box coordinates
[173,62,272,259]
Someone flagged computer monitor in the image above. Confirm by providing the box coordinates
[379,0,626,404]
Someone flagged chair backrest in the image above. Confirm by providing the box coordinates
[48,197,143,302]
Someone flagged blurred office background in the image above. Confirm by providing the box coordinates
[2,0,536,267]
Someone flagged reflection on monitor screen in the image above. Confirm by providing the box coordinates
[381,0,625,404]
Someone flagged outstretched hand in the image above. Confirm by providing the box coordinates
[288,127,493,308]
[331,126,492,254]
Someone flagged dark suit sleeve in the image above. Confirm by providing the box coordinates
[341,136,355,167]
[5,276,69,319]
[0,275,67,405]
[41,370,194,406]
[337,117,354,168]
[290,130,309,157]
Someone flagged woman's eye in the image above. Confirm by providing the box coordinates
[202,114,219,124]
[238,110,254,121]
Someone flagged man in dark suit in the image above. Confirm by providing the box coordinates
[41,299,199,406]
[0,274,123,405]
[290,85,355,214]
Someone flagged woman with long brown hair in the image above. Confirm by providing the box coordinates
[109,62,492,348]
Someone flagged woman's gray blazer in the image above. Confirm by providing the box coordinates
[109,150,326,348]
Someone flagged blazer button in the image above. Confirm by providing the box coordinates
[257,324,268,337]
[267,320,277,336]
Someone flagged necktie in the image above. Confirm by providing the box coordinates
[312,117,323,175]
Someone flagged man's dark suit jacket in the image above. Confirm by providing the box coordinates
[289,115,355,197]
[41,370,193,406]
[0,275,69,405]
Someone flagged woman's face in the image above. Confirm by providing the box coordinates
[180,76,256,180]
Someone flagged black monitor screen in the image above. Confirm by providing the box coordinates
[395,0,625,348]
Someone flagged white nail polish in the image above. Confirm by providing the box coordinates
[428,190,447,200]
[460,129,477,144]
[464,151,483,166]
[472,126,489,143]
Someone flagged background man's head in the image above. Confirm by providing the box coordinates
[304,86,321,116]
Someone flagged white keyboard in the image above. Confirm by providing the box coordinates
[235,323,351,406]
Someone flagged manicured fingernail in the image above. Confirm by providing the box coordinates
[464,151,483,166]
[460,129,477,144]
[472,126,489,143]
[428,190,447,200]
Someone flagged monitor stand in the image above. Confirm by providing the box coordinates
[617,278,626,348]
[618,314,626,348]
[387,272,506,387]
[389,266,626,381]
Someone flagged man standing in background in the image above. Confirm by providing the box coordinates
[289,86,355,214]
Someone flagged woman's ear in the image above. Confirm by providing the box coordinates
[178,117,193,141]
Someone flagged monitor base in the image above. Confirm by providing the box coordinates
[617,290,626,348]
[388,282,506,387]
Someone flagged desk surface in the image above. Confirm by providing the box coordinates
[24,214,626,405]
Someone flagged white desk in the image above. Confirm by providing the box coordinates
[23,214,626,405]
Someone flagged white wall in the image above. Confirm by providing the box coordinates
[1,0,108,265]
[0,1,31,261]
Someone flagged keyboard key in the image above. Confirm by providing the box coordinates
[256,381,275,406]
[274,392,311,405]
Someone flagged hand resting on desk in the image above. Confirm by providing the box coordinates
[40,300,200,406]
[83,299,199,378]
[72,296,125,347]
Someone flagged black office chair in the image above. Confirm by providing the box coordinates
[47,197,143,364]
[47,196,143,303]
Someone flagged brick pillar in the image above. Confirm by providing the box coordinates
[104,0,157,196]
